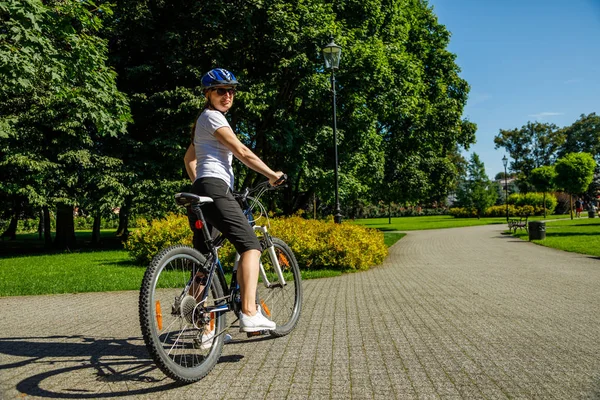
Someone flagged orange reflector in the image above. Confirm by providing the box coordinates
[155,300,163,330]
[260,300,271,317]
[209,312,215,331]
[278,252,289,267]
[195,220,203,229]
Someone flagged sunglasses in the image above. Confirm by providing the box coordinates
[213,87,237,96]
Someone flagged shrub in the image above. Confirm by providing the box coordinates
[553,192,571,214]
[125,214,388,271]
[448,207,477,218]
[516,205,535,217]
[266,216,388,271]
[507,192,557,215]
[485,205,518,218]
[125,213,192,264]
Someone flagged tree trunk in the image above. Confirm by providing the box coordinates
[1,207,19,240]
[388,203,391,224]
[543,192,547,219]
[54,203,76,249]
[570,194,573,220]
[116,196,131,237]
[38,209,44,240]
[43,206,52,246]
[91,212,101,244]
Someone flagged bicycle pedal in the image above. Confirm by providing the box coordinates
[246,330,269,338]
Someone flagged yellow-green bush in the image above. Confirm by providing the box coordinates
[449,207,478,218]
[125,214,387,271]
[125,213,192,264]
[507,192,557,215]
[266,216,388,271]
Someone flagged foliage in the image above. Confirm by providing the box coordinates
[266,215,387,271]
[104,0,475,222]
[0,0,131,246]
[530,166,557,217]
[558,113,600,161]
[554,152,596,195]
[507,192,557,215]
[530,166,557,193]
[455,153,497,218]
[450,204,538,218]
[125,214,387,271]
[124,213,192,264]
[494,121,565,192]
[552,192,571,215]
[483,205,518,218]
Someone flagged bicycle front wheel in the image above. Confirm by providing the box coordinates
[139,245,226,383]
[257,237,302,337]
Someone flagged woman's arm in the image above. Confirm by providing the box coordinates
[214,126,283,185]
[183,143,196,183]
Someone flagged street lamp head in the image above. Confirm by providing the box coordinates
[502,155,508,168]
[322,37,342,70]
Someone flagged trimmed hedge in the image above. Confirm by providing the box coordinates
[508,192,557,215]
[450,192,557,218]
[125,214,388,271]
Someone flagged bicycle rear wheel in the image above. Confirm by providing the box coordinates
[257,237,302,337]
[139,245,226,383]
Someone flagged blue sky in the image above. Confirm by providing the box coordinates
[427,0,600,179]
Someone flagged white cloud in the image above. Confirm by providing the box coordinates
[528,112,564,120]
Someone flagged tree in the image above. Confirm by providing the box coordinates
[558,113,600,202]
[0,0,130,247]
[105,0,475,223]
[530,166,556,218]
[494,121,565,192]
[558,113,600,161]
[456,153,497,218]
[554,152,596,219]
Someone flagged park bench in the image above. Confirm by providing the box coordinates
[508,216,528,233]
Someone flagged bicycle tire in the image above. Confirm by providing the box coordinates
[257,237,302,337]
[139,245,226,383]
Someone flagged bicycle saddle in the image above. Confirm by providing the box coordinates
[175,192,214,207]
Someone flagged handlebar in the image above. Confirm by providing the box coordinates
[233,174,287,203]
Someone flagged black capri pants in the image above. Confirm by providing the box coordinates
[187,177,261,255]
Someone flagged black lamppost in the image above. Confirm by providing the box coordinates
[502,155,509,222]
[322,37,343,224]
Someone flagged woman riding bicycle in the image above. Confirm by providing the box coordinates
[183,67,283,332]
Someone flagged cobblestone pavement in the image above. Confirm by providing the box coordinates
[1,224,600,399]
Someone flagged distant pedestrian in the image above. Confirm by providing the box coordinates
[575,198,583,218]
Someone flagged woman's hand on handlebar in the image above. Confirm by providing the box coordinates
[269,172,286,187]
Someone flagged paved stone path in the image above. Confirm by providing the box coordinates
[1,224,600,399]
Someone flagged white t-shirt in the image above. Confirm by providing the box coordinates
[194,109,234,188]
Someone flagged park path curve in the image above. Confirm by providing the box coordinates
[1,224,599,399]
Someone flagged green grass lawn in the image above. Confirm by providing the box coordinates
[1,214,587,297]
[513,217,600,257]
[0,231,403,296]
[352,214,571,231]
[0,250,146,296]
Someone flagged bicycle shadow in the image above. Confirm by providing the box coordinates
[0,335,244,398]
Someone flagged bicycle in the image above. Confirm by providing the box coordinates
[138,176,302,383]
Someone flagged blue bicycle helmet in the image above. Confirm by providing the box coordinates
[201,68,239,90]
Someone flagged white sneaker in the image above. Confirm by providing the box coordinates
[239,309,276,332]
[196,328,215,350]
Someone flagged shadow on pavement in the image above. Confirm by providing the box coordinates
[0,335,243,398]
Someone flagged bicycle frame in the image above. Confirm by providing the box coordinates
[183,186,288,323]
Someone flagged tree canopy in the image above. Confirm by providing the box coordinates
[2,0,477,240]
[0,0,131,245]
